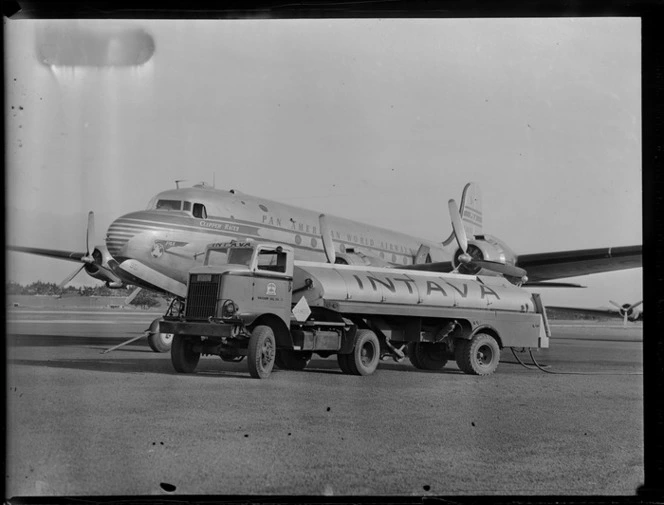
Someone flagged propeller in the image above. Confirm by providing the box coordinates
[448,199,528,282]
[609,300,643,326]
[448,199,471,265]
[58,211,97,289]
[319,214,336,264]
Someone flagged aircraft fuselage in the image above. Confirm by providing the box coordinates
[105,185,449,289]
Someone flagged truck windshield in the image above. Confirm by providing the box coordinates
[205,248,229,266]
[227,248,254,266]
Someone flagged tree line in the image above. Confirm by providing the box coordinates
[6,281,165,308]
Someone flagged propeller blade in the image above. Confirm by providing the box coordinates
[86,211,95,255]
[124,287,142,305]
[471,259,528,279]
[609,300,622,310]
[623,312,628,326]
[58,264,86,289]
[628,300,643,311]
[448,199,469,262]
[319,214,336,264]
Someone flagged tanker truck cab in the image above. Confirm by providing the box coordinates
[161,241,365,379]
[161,240,550,379]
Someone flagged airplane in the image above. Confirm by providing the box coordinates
[546,300,643,326]
[8,182,642,352]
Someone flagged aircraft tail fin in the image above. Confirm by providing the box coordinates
[443,182,483,245]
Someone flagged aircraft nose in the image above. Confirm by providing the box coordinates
[106,214,140,258]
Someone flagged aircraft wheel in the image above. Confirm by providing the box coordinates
[346,329,380,376]
[275,350,309,371]
[410,342,448,370]
[247,325,276,379]
[455,333,500,376]
[171,335,201,373]
[147,318,173,353]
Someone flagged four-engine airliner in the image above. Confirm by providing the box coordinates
[9,182,642,351]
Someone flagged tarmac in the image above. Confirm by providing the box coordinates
[5,305,644,497]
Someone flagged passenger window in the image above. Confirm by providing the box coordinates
[256,250,287,273]
[193,203,207,219]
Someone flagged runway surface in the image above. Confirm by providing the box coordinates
[6,308,643,497]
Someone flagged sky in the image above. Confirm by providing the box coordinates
[5,17,642,308]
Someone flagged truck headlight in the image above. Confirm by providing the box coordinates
[222,299,239,318]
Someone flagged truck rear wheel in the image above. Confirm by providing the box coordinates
[346,329,380,376]
[171,335,201,373]
[275,350,309,371]
[248,325,276,379]
[455,333,500,375]
[408,342,448,370]
[147,319,173,353]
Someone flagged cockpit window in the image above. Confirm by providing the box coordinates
[183,201,192,212]
[193,203,207,219]
[156,199,182,211]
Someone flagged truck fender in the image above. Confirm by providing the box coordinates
[249,314,293,349]
[468,325,503,349]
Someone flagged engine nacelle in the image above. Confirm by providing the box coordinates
[84,245,124,285]
[453,235,519,275]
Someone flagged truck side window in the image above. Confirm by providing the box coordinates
[193,203,207,219]
[257,250,287,273]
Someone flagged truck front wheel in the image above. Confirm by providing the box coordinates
[455,333,500,376]
[408,342,448,370]
[346,329,380,376]
[171,335,201,373]
[275,350,309,371]
[248,325,276,379]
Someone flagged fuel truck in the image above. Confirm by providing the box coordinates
[159,241,550,379]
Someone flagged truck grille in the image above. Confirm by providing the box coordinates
[185,275,221,319]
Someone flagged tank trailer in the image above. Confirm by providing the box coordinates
[160,241,550,379]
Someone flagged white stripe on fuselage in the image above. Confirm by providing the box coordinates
[111,214,435,265]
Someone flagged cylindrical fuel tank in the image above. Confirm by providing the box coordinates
[293,261,535,313]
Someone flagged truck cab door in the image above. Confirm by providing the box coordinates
[250,246,292,325]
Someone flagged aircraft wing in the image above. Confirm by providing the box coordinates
[515,245,642,282]
[7,245,87,263]
[400,261,454,272]
[546,306,618,318]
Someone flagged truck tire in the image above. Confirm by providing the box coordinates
[171,335,201,373]
[408,342,448,370]
[247,325,276,379]
[147,318,173,353]
[407,342,423,369]
[275,350,309,371]
[455,333,500,376]
[346,329,380,376]
[337,353,352,374]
